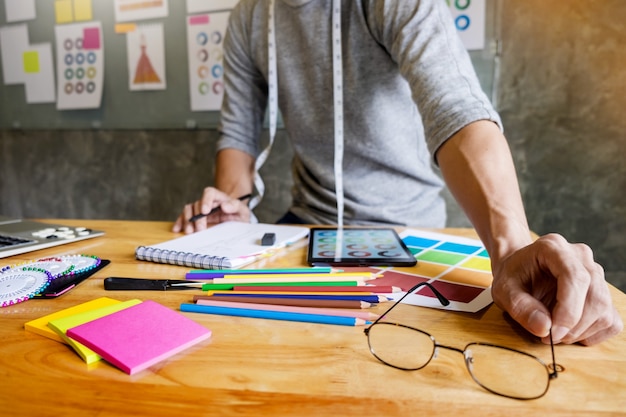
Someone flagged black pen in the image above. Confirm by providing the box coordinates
[188,193,252,222]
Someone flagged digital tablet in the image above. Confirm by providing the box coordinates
[307,227,417,267]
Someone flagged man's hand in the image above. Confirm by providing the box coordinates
[172,187,252,234]
[491,233,623,346]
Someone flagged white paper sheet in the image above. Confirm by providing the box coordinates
[187,0,239,14]
[4,0,36,23]
[187,12,229,111]
[127,23,166,91]
[0,24,30,84]
[23,43,56,103]
[448,0,486,51]
[55,22,104,110]
[114,0,169,23]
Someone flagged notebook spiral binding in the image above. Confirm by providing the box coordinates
[135,246,231,269]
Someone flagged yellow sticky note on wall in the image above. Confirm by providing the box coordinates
[55,0,74,24]
[23,51,40,73]
[74,0,93,21]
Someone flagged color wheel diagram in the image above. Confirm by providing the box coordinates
[187,12,229,111]
[349,229,493,313]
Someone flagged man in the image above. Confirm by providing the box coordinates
[173,0,622,345]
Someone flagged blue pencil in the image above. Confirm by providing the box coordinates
[180,303,370,326]
[207,293,388,303]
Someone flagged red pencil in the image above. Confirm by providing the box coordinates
[231,285,400,293]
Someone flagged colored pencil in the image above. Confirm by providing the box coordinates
[200,281,363,291]
[193,295,373,309]
[209,290,378,296]
[194,299,379,320]
[204,293,389,303]
[180,303,370,326]
[186,267,337,279]
[211,272,374,281]
[231,285,401,293]
[204,276,370,285]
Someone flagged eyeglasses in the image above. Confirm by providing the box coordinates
[363,282,562,400]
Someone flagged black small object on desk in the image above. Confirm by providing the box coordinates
[261,233,276,246]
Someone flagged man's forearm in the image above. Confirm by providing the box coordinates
[215,148,255,198]
[436,120,533,264]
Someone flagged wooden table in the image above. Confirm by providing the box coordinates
[1,220,624,416]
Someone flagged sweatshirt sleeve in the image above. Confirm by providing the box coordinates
[216,2,268,158]
[365,0,502,160]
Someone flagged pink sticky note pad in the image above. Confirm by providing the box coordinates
[66,300,211,375]
[189,15,209,25]
[82,27,101,50]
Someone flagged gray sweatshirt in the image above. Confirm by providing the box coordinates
[217,0,502,226]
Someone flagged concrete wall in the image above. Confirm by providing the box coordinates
[1,0,624,290]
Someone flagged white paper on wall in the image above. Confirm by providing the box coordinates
[23,43,56,103]
[448,0,486,51]
[0,24,30,84]
[187,0,239,14]
[187,12,229,112]
[114,0,169,23]
[126,23,166,91]
[55,21,104,110]
[4,0,36,23]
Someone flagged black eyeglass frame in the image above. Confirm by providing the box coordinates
[363,282,560,400]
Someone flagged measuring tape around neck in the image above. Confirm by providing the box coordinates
[258,0,345,228]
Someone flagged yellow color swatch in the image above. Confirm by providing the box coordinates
[22,51,40,73]
[73,0,93,21]
[55,0,74,24]
[460,256,491,272]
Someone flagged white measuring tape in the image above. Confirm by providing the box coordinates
[255,0,345,231]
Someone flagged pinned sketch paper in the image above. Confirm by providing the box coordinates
[0,24,30,84]
[362,229,493,313]
[23,43,56,103]
[114,0,169,23]
[448,0,486,50]
[55,21,104,110]
[126,23,166,91]
[4,0,36,23]
[187,12,230,111]
[187,0,239,14]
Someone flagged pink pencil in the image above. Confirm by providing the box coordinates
[194,299,379,321]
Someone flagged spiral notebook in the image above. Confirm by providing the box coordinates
[135,221,310,270]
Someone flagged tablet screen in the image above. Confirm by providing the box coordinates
[307,228,417,267]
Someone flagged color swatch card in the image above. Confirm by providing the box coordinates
[361,229,493,313]
[187,12,229,111]
[55,21,104,110]
[66,300,211,375]
[48,299,142,364]
[25,296,121,343]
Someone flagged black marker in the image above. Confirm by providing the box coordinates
[188,193,252,222]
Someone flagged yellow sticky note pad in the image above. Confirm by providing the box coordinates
[47,299,143,364]
[55,0,74,24]
[73,0,93,21]
[115,23,137,34]
[22,51,40,73]
[25,297,122,343]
